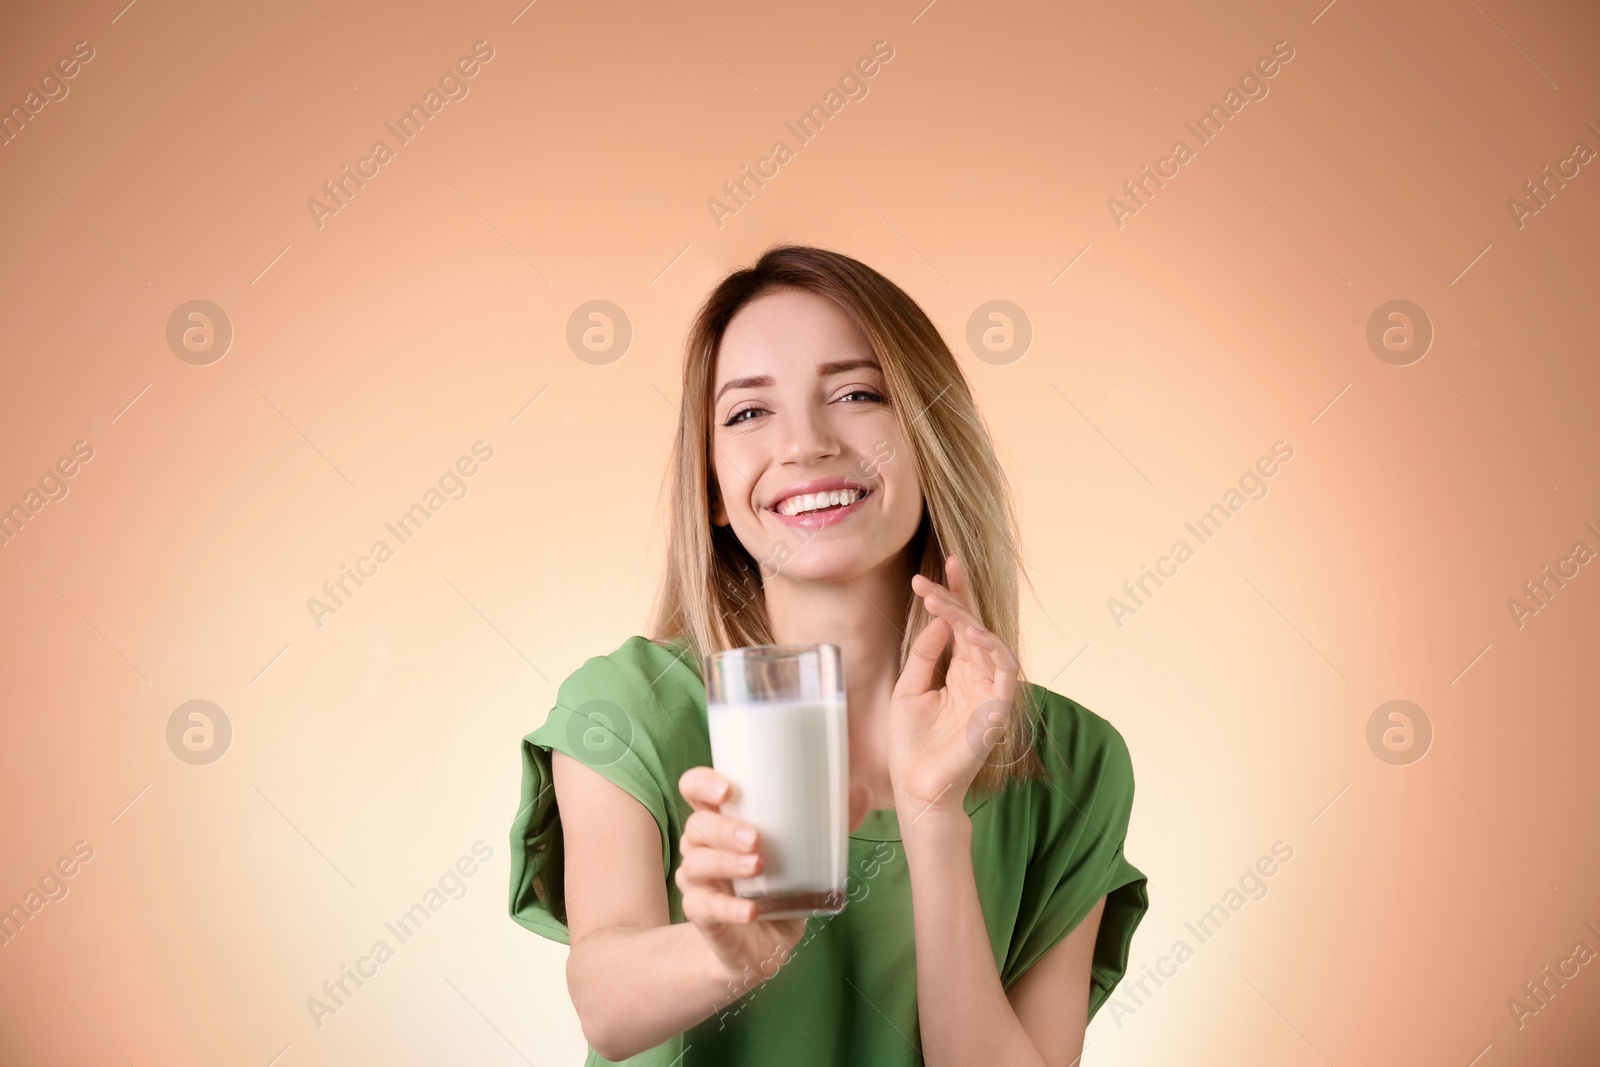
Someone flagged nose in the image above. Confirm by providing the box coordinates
[780,399,840,465]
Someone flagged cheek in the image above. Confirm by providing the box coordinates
[896,482,924,528]
[710,446,761,520]
[878,451,923,527]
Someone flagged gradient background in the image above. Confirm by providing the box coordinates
[2,0,1597,1064]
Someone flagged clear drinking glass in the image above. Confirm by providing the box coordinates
[703,643,850,919]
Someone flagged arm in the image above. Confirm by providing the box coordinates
[1008,895,1106,1065]
[554,751,738,1059]
[554,753,810,1060]
[902,811,1105,1067]
[892,555,1107,1066]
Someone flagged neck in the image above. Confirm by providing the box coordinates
[764,554,914,689]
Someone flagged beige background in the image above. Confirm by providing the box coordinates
[1,0,1597,1063]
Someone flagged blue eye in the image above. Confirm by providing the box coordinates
[840,389,886,404]
[725,406,764,426]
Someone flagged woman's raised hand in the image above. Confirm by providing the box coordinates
[888,554,1021,819]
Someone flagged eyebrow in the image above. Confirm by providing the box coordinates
[713,359,883,405]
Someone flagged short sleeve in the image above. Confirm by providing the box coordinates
[507,636,703,945]
[1001,688,1149,1020]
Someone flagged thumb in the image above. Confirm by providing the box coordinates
[848,782,872,833]
[894,615,950,700]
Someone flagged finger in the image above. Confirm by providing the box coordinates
[968,624,1021,674]
[894,614,950,699]
[951,627,1000,692]
[682,809,760,854]
[678,766,734,812]
[911,572,957,607]
[957,622,999,665]
[940,614,1004,662]
[930,555,982,627]
[926,593,987,663]
[912,572,960,608]
[678,844,762,883]
[936,627,1005,710]
[946,554,982,619]
[961,624,1019,685]
[916,570,982,625]
[681,886,758,927]
[918,583,983,635]
[958,637,1018,714]
[977,624,1018,667]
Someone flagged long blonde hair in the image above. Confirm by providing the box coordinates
[649,244,1044,792]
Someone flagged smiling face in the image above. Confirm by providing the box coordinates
[709,287,925,586]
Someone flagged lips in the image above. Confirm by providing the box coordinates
[763,476,875,530]
[766,476,870,512]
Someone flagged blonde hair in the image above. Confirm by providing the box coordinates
[649,244,1044,792]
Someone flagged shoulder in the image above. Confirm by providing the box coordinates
[1023,683,1136,816]
[538,633,707,773]
[511,636,703,936]
[554,633,701,711]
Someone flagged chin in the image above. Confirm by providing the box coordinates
[768,544,897,584]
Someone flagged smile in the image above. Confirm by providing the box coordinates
[776,487,867,517]
[766,486,873,528]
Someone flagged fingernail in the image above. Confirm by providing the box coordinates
[735,828,756,848]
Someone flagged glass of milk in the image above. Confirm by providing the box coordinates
[703,643,849,920]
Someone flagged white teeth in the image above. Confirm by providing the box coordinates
[776,488,865,516]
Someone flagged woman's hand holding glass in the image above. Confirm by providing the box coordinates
[675,766,809,988]
[676,765,871,990]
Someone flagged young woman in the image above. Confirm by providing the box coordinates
[509,245,1148,1065]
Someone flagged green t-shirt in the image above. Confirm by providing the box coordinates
[508,634,1148,1065]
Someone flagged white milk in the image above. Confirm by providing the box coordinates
[706,698,848,915]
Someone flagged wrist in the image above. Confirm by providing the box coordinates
[698,938,747,1002]
[894,793,972,844]
[698,937,774,1007]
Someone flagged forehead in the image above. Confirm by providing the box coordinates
[715,288,875,376]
